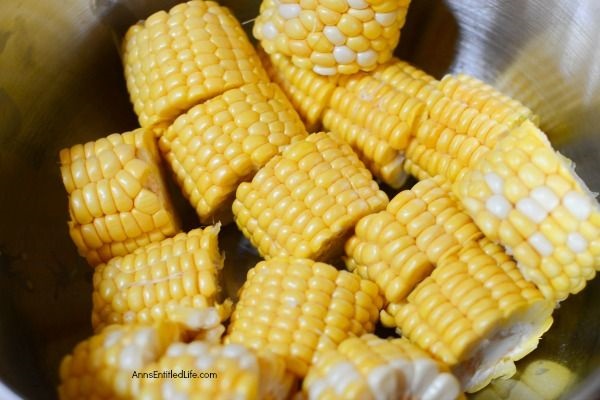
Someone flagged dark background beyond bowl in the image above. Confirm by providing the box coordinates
[0,0,599,398]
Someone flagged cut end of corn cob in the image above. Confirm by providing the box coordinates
[303,334,462,400]
[226,257,384,377]
[254,0,411,75]
[58,323,182,400]
[233,132,389,261]
[159,82,307,224]
[59,128,180,266]
[138,342,297,400]
[123,0,268,130]
[92,226,230,334]
[454,120,600,302]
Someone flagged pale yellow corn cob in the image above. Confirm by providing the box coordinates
[383,243,553,393]
[58,323,182,400]
[158,82,307,224]
[92,226,231,337]
[259,47,339,131]
[59,128,179,266]
[303,334,462,400]
[254,0,411,75]
[453,120,600,301]
[226,257,384,377]
[123,0,268,132]
[233,132,389,261]
[138,342,297,400]
[371,58,438,101]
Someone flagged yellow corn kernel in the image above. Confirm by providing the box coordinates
[233,132,388,261]
[138,343,296,400]
[57,323,182,400]
[254,0,411,75]
[386,242,553,393]
[225,257,384,377]
[159,82,307,224]
[454,121,600,302]
[123,0,268,132]
[60,129,179,266]
[92,226,231,336]
[303,334,462,400]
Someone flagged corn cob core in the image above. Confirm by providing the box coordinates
[233,132,389,261]
[92,226,231,336]
[138,342,296,400]
[58,323,182,400]
[254,0,411,76]
[303,334,462,400]
[59,128,179,266]
[159,82,307,224]
[226,257,384,377]
[454,121,600,301]
[123,0,268,132]
[384,242,553,393]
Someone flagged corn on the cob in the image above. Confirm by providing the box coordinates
[226,257,384,377]
[123,0,268,132]
[453,120,600,301]
[259,47,339,132]
[254,0,411,75]
[138,342,297,400]
[59,129,179,266]
[303,334,462,400]
[92,226,231,337]
[233,132,389,261]
[158,82,307,224]
[58,323,182,400]
[383,242,553,393]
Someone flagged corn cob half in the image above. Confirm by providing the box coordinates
[92,226,231,337]
[123,0,268,132]
[453,120,600,301]
[226,257,384,377]
[233,132,389,261]
[254,0,411,75]
[159,82,307,224]
[59,129,179,266]
[303,334,462,400]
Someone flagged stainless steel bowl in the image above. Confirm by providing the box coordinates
[1,0,599,398]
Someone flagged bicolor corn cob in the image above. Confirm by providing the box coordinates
[303,334,462,400]
[259,47,340,131]
[123,0,268,132]
[158,82,307,224]
[233,132,389,261]
[138,342,296,400]
[345,177,483,303]
[226,257,384,377]
[453,120,600,301]
[382,241,553,393]
[92,226,231,337]
[58,323,182,400]
[59,129,179,266]
[254,0,411,75]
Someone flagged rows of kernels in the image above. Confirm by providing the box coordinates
[225,257,384,377]
[254,0,411,75]
[454,121,600,301]
[59,129,179,266]
[92,226,230,334]
[159,82,307,224]
[123,0,268,131]
[371,58,438,102]
[259,47,339,131]
[233,132,389,261]
[138,342,296,400]
[58,323,181,400]
[303,334,462,400]
[439,74,539,127]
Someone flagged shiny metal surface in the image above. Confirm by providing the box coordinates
[0,0,599,398]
